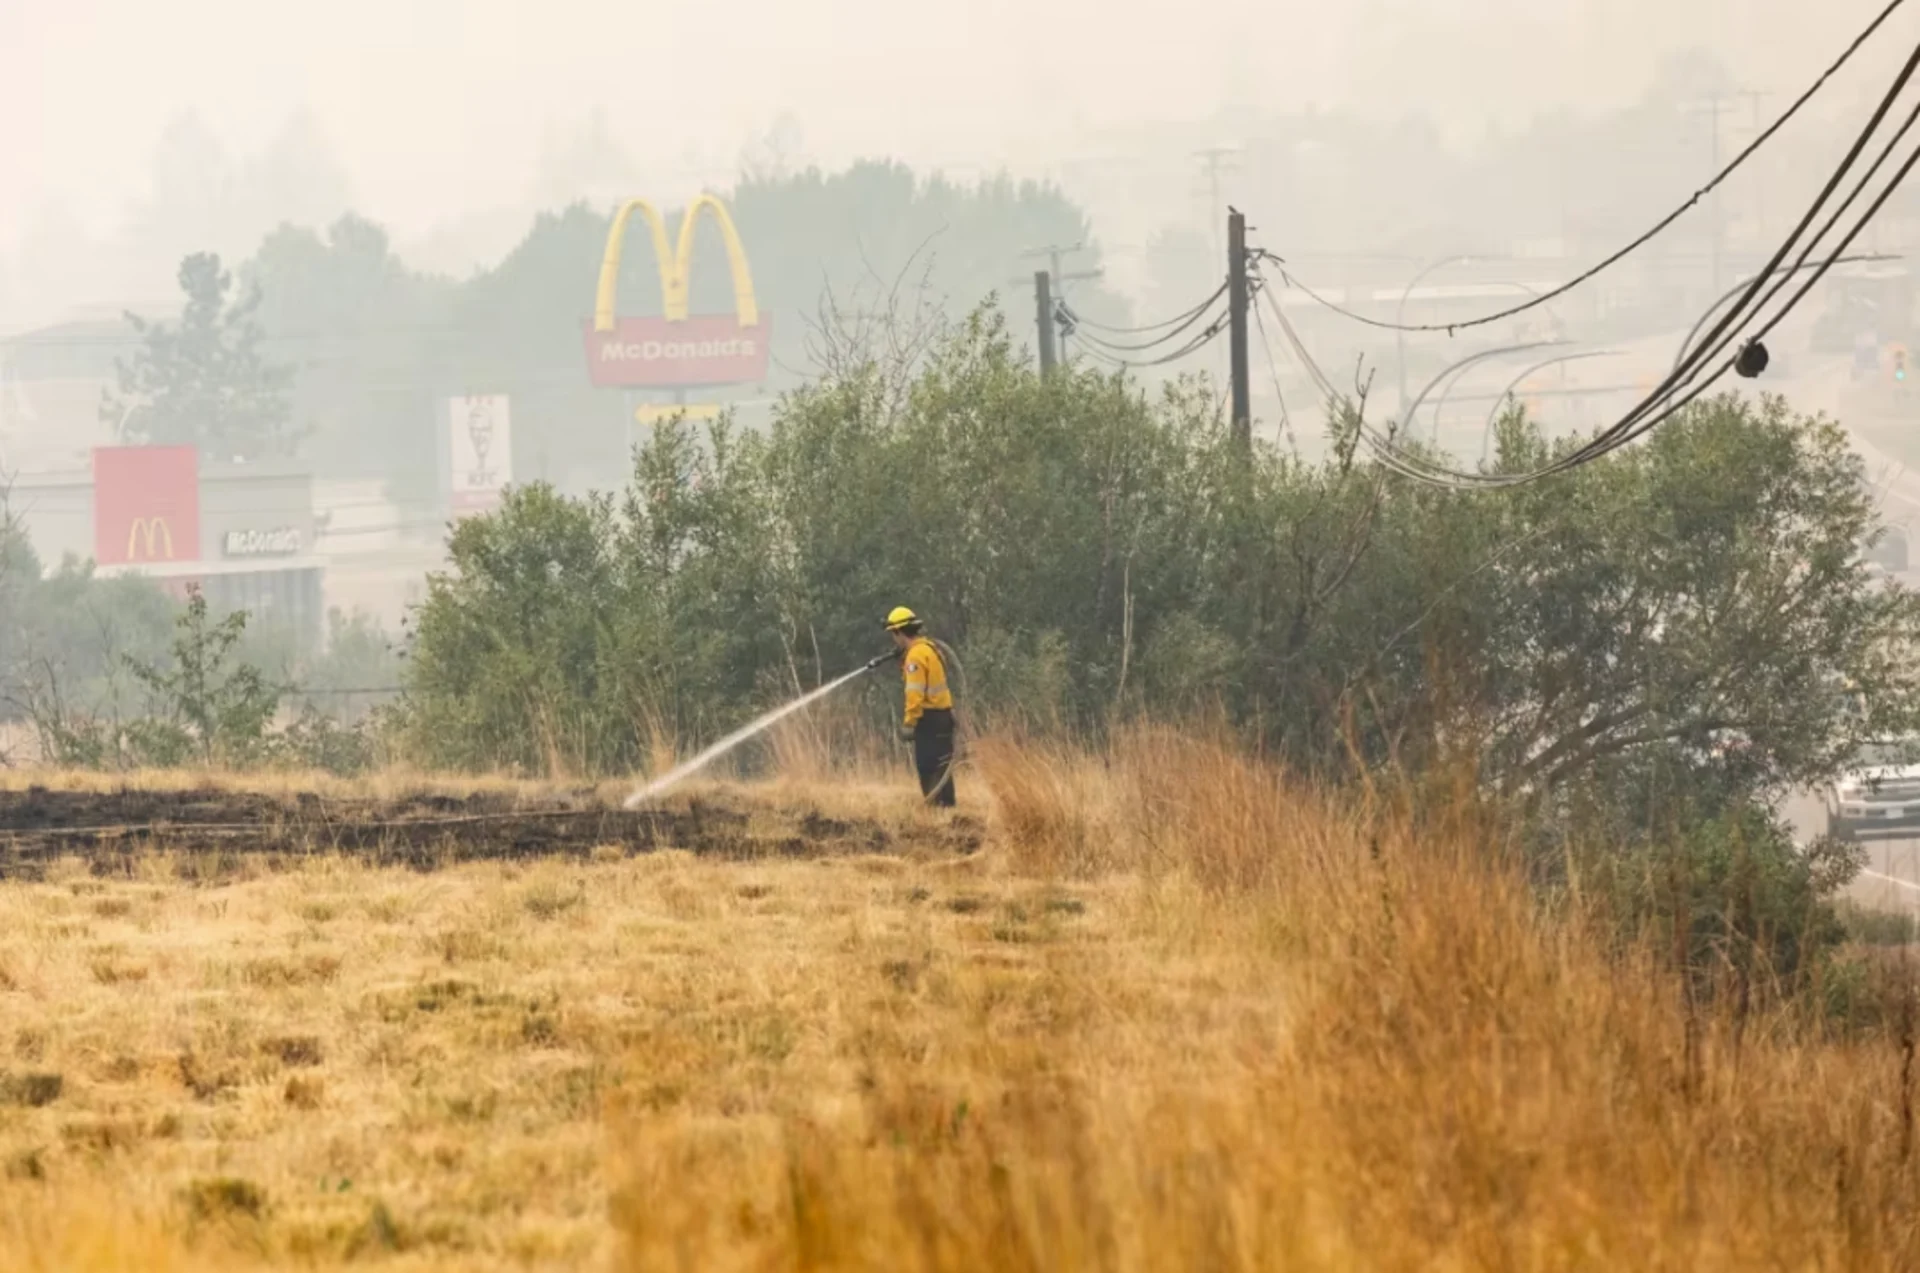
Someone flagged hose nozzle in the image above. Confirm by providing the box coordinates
[863,651,896,673]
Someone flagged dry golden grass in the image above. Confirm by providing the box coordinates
[1,730,1917,1269]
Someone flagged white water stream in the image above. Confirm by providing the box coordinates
[621,665,876,808]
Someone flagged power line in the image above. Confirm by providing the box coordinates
[1478,349,1626,464]
[292,685,405,696]
[1257,281,1340,404]
[1248,274,1293,438]
[1254,36,1920,491]
[1683,87,1772,295]
[1347,31,1920,487]
[1060,287,1227,353]
[1670,253,1902,372]
[1019,243,1102,364]
[1193,146,1243,266]
[1076,312,1233,370]
[1265,0,1911,337]
[1520,42,1920,480]
[1344,46,1920,491]
[1058,280,1227,335]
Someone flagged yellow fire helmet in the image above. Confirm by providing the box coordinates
[884,606,920,632]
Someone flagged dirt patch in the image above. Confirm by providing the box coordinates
[0,787,983,879]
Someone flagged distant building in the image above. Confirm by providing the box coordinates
[9,451,324,650]
[0,315,133,472]
[3,313,328,644]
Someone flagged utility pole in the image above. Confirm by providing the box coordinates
[1193,146,1242,266]
[1228,208,1251,453]
[1195,146,1243,384]
[1017,243,1101,362]
[1735,91,1772,243]
[1033,270,1057,376]
[1685,88,1768,298]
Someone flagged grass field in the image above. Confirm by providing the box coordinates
[3,731,1919,1270]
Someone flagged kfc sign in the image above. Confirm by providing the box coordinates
[584,193,769,389]
[94,446,200,566]
[448,394,512,514]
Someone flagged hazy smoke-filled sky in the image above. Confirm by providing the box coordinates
[0,0,1909,308]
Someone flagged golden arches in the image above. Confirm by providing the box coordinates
[593,199,673,333]
[593,194,760,331]
[672,195,758,327]
[126,517,176,561]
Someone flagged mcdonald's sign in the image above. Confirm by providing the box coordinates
[127,518,175,560]
[583,194,771,389]
[93,445,200,566]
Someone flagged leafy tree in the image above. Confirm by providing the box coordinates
[399,307,1920,818]
[1472,400,1920,804]
[245,216,453,494]
[1,499,179,741]
[727,160,1114,323]
[396,316,1920,993]
[124,587,281,767]
[105,252,298,460]
[287,608,404,722]
[401,482,628,773]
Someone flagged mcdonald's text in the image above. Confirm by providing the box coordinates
[584,315,771,388]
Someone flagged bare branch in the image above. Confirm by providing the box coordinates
[797,228,954,421]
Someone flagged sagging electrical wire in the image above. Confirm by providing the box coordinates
[1060,288,1229,353]
[1258,281,1340,403]
[1601,129,1920,456]
[1077,311,1233,369]
[1058,280,1228,336]
[1481,349,1626,463]
[1344,34,1920,490]
[1670,252,1902,372]
[1260,278,1570,486]
[1656,63,1920,385]
[1259,34,1916,491]
[1423,341,1571,441]
[1260,0,1911,338]
[1247,273,1294,436]
[1506,42,1920,480]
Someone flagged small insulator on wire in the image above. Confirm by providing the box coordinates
[1735,339,1770,379]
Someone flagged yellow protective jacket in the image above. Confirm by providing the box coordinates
[901,637,954,728]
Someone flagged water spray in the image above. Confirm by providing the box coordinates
[621,652,897,809]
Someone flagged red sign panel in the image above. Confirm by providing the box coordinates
[583,315,772,388]
[93,445,200,566]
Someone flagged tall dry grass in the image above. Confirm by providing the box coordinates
[762,693,902,788]
[612,728,1920,1271]
[4,728,1918,1268]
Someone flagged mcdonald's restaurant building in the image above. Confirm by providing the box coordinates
[11,447,325,648]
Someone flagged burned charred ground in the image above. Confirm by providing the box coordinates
[0,785,983,879]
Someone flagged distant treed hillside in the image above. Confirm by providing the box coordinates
[240,162,1123,499]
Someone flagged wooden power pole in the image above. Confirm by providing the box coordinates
[1033,270,1057,376]
[1228,208,1252,452]
[1019,243,1101,363]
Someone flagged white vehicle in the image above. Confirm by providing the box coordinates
[1828,737,1920,841]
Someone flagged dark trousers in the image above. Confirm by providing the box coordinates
[913,709,958,807]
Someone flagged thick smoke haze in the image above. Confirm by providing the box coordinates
[1,0,1908,324]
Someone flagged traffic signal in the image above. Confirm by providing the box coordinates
[1894,345,1909,382]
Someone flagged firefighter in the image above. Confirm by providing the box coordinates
[885,607,957,807]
